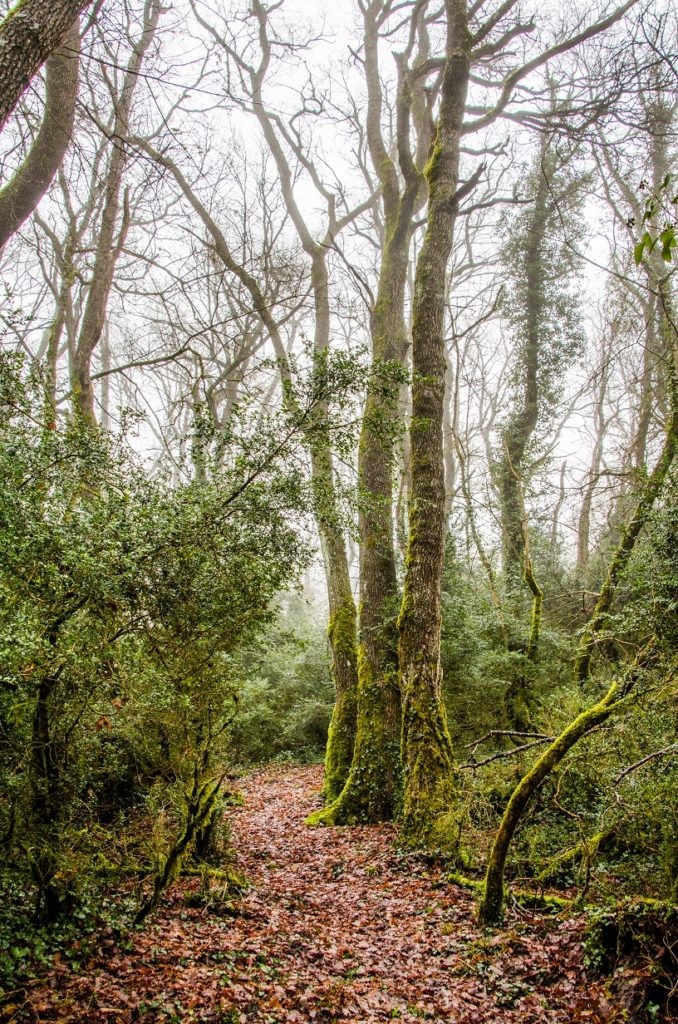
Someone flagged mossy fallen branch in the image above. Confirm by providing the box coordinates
[446,871,569,914]
[537,829,612,885]
[477,638,658,926]
[180,865,247,888]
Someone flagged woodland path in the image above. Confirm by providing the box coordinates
[16,765,623,1023]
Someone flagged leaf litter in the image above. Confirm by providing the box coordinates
[8,766,636,1023]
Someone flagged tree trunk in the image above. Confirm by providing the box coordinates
[398,0,472,850]
[576,343,609,576]
[310,1,433,823]
[497,151,549,591]
[319,489,359,804]
[313,230,411,822]
[478,680,623,925]
[72,0,160,422]
[0,0,88,133]
[0,22,79,249]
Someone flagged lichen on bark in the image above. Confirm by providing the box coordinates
[397,0,473,850]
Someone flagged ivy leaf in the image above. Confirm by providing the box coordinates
[642,198,658,224]
[634,232,655,265]
[659,225,676,263]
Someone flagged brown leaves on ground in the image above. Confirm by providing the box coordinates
[10,766,630,1023]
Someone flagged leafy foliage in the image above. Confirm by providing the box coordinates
[0,352,310,944]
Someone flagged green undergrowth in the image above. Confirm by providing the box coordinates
[0,876,138,999]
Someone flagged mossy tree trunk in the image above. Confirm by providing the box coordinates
[318,467,359,804]
[135,768,225,925]
[315,234,411,822]
[632,96,672,471]
[497,137,584,727]
[0,0,88,133]
[398,0,473,850]
[497,139,551,593]
[312,1,430,824]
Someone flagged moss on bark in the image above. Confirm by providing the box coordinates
[399,662,459,851]
[397,0,472,853]
[308,640,401,825]
[478,682,622,925]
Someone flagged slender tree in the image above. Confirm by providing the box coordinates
[71,0,162,422]
[191,0,375,799]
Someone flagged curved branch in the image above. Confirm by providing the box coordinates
[0,22,79,249]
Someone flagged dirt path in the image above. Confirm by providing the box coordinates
[16,765,620,1023]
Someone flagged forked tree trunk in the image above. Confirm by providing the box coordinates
[137,136,359,802]
[398,0,473,849]
[72,0,161,422]
[314,229,411,822]
[311,1,430,823]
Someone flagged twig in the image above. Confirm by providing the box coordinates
[614,743,678,784]
[459,737,554,769]
[464,729,552,748]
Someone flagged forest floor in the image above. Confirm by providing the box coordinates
[10,765,640,1023]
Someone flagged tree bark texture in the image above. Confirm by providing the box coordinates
[397,0,472,849]
[0,0,87,132]
[0,22,79,249]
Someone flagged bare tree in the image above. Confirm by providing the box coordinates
[71,0,162,422]
[190,0,384,800]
